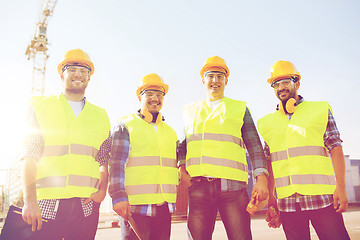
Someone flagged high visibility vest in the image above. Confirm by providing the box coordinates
[32,94,110,200]
[121,114,178,205]
[257,101,336,199]
[184,97,248,182]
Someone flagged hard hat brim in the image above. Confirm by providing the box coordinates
[200,64,230,78]
[267,74,301,85]
[57,58,95,76]
[136,83,169,97]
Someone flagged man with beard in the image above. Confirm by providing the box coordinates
[21,49,111,239]
[109,73,178,240]
[178,56,269,240]
[257,60,350,240]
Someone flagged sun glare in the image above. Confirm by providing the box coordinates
[0,60,32,172]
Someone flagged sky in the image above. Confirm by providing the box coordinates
[0,0,359,179]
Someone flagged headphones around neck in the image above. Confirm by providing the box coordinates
[279,98,297,114]
[139,109,163,124]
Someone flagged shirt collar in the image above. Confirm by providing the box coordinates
[61,93,86,104]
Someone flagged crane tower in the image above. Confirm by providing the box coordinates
[25,0,57,95]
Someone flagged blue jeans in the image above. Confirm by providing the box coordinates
[119,204,171,240]
[187,178,251,240]
[280,203,350,240]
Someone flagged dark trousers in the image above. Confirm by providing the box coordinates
[5,198,101,240]
[187,178,251,240]
[120,204,171,240]
[280,203,350,240]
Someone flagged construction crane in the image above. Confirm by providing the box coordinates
[25,0,57,95]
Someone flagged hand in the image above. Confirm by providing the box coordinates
[252,174,269,202]
[84,189,107,204]
[246,192,260,215]
[113,201,131,221]
[22,200,43,231]
[333,185,348,213]
[266,206,281,228]
[179,165,192,187]
[265,195,281,228]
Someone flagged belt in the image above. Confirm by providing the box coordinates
[191,176,218,183]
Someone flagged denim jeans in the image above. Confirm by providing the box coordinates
[280,203,350,240]
[187,178,251,240]
[120,204,171,240]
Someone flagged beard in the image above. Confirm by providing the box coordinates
[146,101,161,113]
[277,89,297,104]
[66,86,86,95]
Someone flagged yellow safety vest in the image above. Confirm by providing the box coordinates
[32,94,110,200]
[257,101,336,199]
[121,114,178,205]
[184,97,248,182]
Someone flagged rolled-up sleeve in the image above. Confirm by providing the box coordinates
[96,132,111,165]
[324,109,342,151]
[22,103,43,161]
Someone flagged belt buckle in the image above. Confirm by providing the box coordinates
[206,177,216,182]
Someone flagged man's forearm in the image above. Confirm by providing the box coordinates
[330,146,346,187]
[267,160,276,196]
[22,157,38,203]
[98,163,109,193]
[22,156,43,231]
[85,163,109,204]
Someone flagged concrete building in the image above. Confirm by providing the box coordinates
[348,156,360,202]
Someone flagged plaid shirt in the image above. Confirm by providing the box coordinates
[22,97,111,219]
[177,105,268,191]
[264,96,342,212]
[108,115,176,217]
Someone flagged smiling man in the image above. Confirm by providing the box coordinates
[178,56,269,240]
[109,73,178,240]
[257,60,350,240]
[21,49,111,240]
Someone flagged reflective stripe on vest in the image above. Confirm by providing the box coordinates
[126,184,177,195]
[270,146,329,162]
[187,156,247,171]
[37,175,100,189]
[42,144,98,159]
[187,133,245,149]
[275,174,336,187]
[184,98,248,181]
[126,156,177,168]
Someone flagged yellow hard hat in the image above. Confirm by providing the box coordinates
[136,73,169,97]
[200,56,230,78]
[267,60,301,85]
[57,49,94,76]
